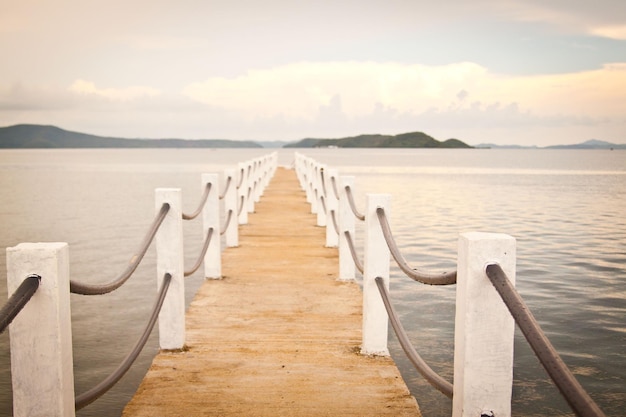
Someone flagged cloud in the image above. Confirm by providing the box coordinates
[501,0,626,39]
[183,61,489,120]
[589,25,626,40]
[183,60,626,121]
[68,79,161,101]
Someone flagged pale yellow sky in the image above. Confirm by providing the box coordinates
[1,0,625,145]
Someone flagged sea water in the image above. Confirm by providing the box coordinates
[0,148,624,416]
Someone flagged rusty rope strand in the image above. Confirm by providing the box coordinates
[74,273,172,410]
[184,228,214,277]
[375,277,454,398]
[485,264,606,417]
[70,203,170,295]
[344,231,364,273]
[0,274,41,334]
[237,195,245,216]
[376,207,456,285]
[182,183,212,220]
[345,185,365,221]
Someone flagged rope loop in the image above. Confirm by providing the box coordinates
[345,185,365,221]
[184,228,214,277]
[70,203,170,295]
[376,207,456,285]
[375,277,453,398]
[221,210,233,236]
[75,273,172,410]
[219,176,232,200]
[344,231,364,273]
[182,183,212,220]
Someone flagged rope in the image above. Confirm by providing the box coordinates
[375,277,454,398]
[330,176,340,200]
[221,210,233,236]
[345,185,365,221]
[75,273,172,410]
[182,183,212,220]
[70,203,170,295]
[319,167,327,197]
[238,195,245,216]
[320,194,327,215]
[219,176,232,200]
[376,208,456,285]
[0,274,41,334]
[344,231,364,273]
[236,167,244,189]
[485,264,606,417]
[184,228,214,277]
[330,209,339,236]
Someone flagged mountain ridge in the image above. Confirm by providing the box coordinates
[284,131,472,148]
[0,124,262,148]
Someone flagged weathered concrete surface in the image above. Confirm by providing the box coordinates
[122,167,421,417]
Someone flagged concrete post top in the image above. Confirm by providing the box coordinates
[460,232,515,242]
[8,242,68,252]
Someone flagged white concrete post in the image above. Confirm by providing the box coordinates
[155,188,185,350]
[202,174,221,279]
[6,242,75,417]
[361,194,391,356]
[325,168,339,248]
[454,232,516,417]
[223,168,238,247]
[338,176,356,281]
[237,163,248,225]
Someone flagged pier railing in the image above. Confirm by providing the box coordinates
[2,152,277,416]
[294,152,605,417]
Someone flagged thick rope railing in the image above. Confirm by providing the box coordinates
[0,274,41,333]
[221,209,233,236]
[219,175,231,200]
[329,209,340,236]
[330,176,341,201]
[184,228,214,277]
[75,272,172,410]
[236,167,245,189]
[345,185,365,221]
[375,276,454,398]
[377,207,457,286]
[69,203,170,295]
[238,195,245,216]
[485,263,606,417]
[344,231,364,274]
[182,183,212,220]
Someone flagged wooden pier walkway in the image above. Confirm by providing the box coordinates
[122,167,421,417]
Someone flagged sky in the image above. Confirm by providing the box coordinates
[1,0,625,146]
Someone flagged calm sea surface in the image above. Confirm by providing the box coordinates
[1,148,624,416]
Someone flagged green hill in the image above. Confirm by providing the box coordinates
[284,131,472,148]
[0,124,262,148]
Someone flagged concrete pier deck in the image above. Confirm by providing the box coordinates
[122,167,421,417]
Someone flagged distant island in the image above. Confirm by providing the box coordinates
[0,124,262,148]
[1,124,623,149]
[475,139,626,150]
[284,132,471,148]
